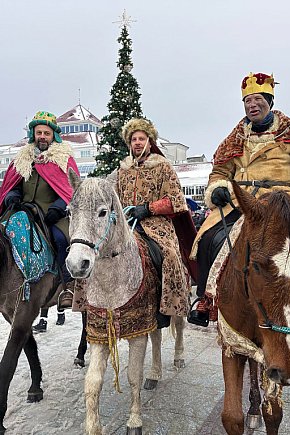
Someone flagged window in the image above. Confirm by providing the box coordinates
[81,150,91,158]
[196,186,206,196]
[61,127,65,133]
[70,125,74,133]
[65,126,69,133]
[84,124,88,132]
[75,125,79,132]
[80,124,84,132]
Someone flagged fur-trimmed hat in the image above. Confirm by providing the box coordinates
[122,118,158,146]
[28,111,62,144]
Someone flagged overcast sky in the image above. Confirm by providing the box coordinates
[1,0,290,159]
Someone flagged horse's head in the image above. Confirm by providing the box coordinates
[233,181,290,384]
[66,170,131,278]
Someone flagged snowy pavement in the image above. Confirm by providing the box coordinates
[1,307,290,435]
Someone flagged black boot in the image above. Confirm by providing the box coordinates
[56,312,65,325]
[187,297,209,327]
[33,318,47,333]
[58,281,74,310]
[157,312,171,329]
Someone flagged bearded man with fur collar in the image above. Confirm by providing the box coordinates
[0,111,79,310]
[189,73,290,327]
[109,118,193,328]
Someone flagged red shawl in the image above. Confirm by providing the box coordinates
[0,157,79,214]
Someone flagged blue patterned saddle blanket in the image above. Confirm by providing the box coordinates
[2,211,57,300]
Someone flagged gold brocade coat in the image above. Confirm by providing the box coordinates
[115,153,189,317]
[190,112,290,258]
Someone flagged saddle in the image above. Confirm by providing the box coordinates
[209,209,241,265]
[133,226,163,282]
[1,206,58,301]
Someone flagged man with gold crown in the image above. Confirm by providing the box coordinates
[107,118,196,328]
[189,72,290,326]
[0,111,80,326]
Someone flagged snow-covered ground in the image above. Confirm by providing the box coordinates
[1,307,88,434]
[0,307,186,435]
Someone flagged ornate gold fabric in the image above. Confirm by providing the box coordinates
[86,234,158,344]
[117,154,189,316]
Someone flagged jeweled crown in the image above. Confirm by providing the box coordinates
[241,72,275,99]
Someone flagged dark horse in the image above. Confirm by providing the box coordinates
[0,211,61,434]
[218,181,290,435]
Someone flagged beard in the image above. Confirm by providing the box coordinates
[36,139,50,151]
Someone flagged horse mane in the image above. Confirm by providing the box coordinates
[261,190,290,236]
[74,177,132,245]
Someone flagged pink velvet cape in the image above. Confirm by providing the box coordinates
[0,157,79,214]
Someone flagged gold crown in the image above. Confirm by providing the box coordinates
[241,72,275,99]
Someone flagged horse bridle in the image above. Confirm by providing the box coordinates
[242,242,290,334]
[70,210,117,253]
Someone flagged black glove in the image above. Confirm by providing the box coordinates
[130,203,151,221]
[6,196,21,207]
[211,187,231,207]
[44,208,63,226]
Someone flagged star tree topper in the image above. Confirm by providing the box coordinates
[113,9,137,28]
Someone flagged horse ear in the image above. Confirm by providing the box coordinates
[68,168,81,191]
[232,181,265,221]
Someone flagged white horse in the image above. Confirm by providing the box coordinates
[66,170,185,435]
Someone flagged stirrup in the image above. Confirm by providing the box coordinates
[58,289,74,310]
[187,297,210,327]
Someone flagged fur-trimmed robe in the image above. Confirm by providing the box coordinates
[115,154,190,317]
[190,111,290,258]
[0,141,79,239]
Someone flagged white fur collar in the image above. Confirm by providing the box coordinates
[13,141,74,181]
[120,153,167,170]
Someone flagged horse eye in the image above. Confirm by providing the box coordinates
[252,262,260,273]
[98,209,107,217]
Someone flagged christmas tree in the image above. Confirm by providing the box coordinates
[91,16,143,176]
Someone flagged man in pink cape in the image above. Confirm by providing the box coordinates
[0,111,80,322]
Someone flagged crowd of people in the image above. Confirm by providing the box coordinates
[1,70,289,331]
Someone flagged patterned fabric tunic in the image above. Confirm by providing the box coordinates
[116,153,189,317]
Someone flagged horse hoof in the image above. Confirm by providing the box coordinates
[0,423,6,434]
[126,426,142,435]
[74,357,85,367]
[143,379,158,390]
[27,389,43,403]
[246,413,262,429]
[174,358,185,369]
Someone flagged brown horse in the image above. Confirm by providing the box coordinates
[0,210,61,434]
[218,181,290,435]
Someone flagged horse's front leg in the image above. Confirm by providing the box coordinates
[246,358,262,429]
[173,316,185,369]
[85,343,110,435]
[127,334,148,434]
[144,329,161,390]
[262,389,283,435]
[23,333,43,402]
[221,352,247,435]
[0,326,31,434]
